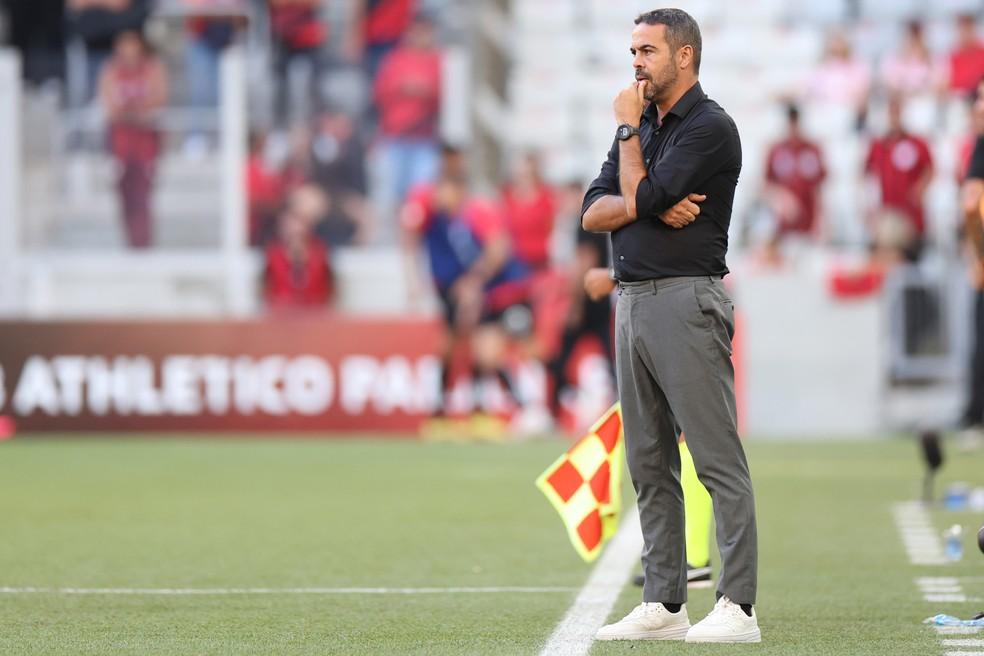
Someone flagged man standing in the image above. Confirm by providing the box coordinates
[864,95,933,262]
[582,9,759,643]
[764,103,826,238]
[958,79,984,438]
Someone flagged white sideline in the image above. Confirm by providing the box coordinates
[937,627,984,635]
[538,510,643,656]
[0,586,577,596]
[892,502,946,565]
[942,639,984,647]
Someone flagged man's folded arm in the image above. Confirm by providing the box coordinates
[582,138,636,233]
[634,116,737,221]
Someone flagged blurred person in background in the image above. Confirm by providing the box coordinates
[401,146,531,417]
[957,77,984,439]
[806,31,871,131]
[346,0,416,80]
[4,0,64,86]
[374,12,442,232]
[309,109,374,244]
[864,95,934,262]
[65,0,150,103]
[98,30,167,249]
[759,103,827,261]
[290,181,368,248]
[502,152,557,272]
[958,82,984,179]
[264,206,334,309]
[879,20,940,98]
[268,0,326,127]
[282,122,314,189]
[946,14,984,97]
[546,182,613,421]
[246,130,287,246]
[183,0,245,157]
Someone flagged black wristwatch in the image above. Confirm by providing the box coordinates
[616,124,641,141]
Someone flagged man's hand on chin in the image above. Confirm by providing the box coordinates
[614,80,648,126]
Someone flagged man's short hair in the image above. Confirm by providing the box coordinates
[635,8,702,74]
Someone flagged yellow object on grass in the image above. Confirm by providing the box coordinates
[537,404,714,566]
[535,403,624,562]
[680,439,713,568]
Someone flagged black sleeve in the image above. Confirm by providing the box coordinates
[580,137,621,224]
[969,136,984,180]
[635,113,739,219]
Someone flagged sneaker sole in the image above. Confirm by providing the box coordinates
[685,628,761,644]
[595,625,691,641]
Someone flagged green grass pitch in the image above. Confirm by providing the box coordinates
[0,435,981,655]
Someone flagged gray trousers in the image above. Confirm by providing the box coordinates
[615,276,757,605]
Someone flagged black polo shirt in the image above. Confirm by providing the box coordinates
[581,82,742,281]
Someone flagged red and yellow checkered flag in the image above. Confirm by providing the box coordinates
[536,403,624,562]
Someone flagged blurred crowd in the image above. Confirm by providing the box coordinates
[754,14,984,270]
[8,3,984,424]
[2,0,442,303]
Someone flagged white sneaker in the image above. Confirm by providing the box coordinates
[685,596,761,643]
[595,602,690,641]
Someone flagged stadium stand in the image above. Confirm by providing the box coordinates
[2,0,984,433]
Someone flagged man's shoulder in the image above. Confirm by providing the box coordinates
[692,96,739,136]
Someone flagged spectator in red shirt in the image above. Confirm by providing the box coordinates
[269,0,326,125]
[763,104,827,238]
[374,13,442,231]
[346,0,416,79]
[947,14,984,96]
[246,131,287,246]
[264,207,333,309]
[98,30,167,249]
[501,152,557,271]
[864,95,934,260]
[65,0,150,105]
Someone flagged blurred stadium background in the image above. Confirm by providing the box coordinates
[1,0,984,654]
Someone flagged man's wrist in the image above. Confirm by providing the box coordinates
[616,124,641,141]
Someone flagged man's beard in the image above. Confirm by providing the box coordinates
[646,66,678,103]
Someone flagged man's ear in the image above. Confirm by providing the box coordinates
[678,45,693,71]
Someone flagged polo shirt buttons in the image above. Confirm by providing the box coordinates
[619,255,625,260]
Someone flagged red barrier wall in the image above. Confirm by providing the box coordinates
[0,318,444,432]
[0,313,742,435]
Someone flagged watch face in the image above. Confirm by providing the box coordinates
[618,126,629,140]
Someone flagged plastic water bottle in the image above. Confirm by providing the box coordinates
[944,524,964,562]
[944,483,970,511]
